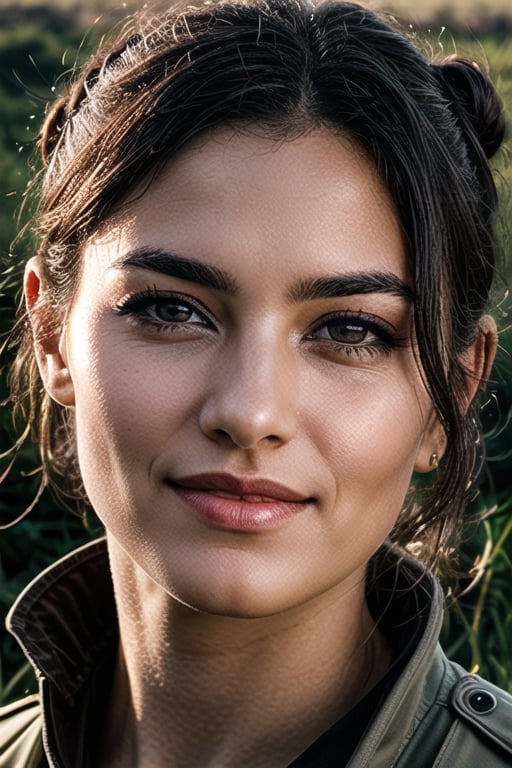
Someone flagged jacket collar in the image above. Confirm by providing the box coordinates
[8,538,116,706]
[348,552,446,767]
[7,539,445,768]
[7,539,117,768]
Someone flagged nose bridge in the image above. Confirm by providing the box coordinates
[199,328,298,449]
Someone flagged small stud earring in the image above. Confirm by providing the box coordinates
[429,452,439,469]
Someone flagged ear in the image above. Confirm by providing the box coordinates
[413,315,497,474]
[25,258,75,407]
[461,314,498,403]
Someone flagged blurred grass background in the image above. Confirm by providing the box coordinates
[0,0,511,703]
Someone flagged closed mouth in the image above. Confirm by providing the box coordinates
[168,475,313,531]
[169,472,313,504]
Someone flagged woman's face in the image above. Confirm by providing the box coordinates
[50,129,438,617]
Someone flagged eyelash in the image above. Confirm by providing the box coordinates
[114,288,405,359]
[305,311,405,359]
[114,287,215,331]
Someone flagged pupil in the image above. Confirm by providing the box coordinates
[156,303,191,322]
[330,322,366,344]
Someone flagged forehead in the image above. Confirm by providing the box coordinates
[85,127,407,286]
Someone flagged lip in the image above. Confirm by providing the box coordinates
[168,472,313,531]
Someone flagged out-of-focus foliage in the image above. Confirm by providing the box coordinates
[0,3,511,703]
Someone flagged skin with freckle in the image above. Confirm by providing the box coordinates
[62,129,434,618]
[2,3,509,766]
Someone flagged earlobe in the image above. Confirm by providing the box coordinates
[24,258,75,407]
[414,417,447,474]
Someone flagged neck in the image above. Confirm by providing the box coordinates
[100,536,391,768]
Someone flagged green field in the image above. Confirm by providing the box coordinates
[1,0,511,702]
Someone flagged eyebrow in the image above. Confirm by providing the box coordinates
[113,247,414,303]
[112,248,239,295]
[289,272,414,303]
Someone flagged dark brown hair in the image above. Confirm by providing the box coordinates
[5,0,506,574]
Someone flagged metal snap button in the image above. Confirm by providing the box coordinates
[467,689,497,714]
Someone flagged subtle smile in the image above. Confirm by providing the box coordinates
[168,473,314,531]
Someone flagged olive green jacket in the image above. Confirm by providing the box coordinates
[1,539,511,767]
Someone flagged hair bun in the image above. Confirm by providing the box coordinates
[438,55,505,160]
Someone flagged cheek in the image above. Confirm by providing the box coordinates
[304,370,428,509]
[68,331,207,503]
[79,362,189,432]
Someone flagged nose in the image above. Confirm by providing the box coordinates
[198,339,298,450]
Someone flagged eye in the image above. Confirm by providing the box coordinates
[146,299,203,324]
[305,311,402,359]
[114,288,215,331]
[313,318,370,345]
